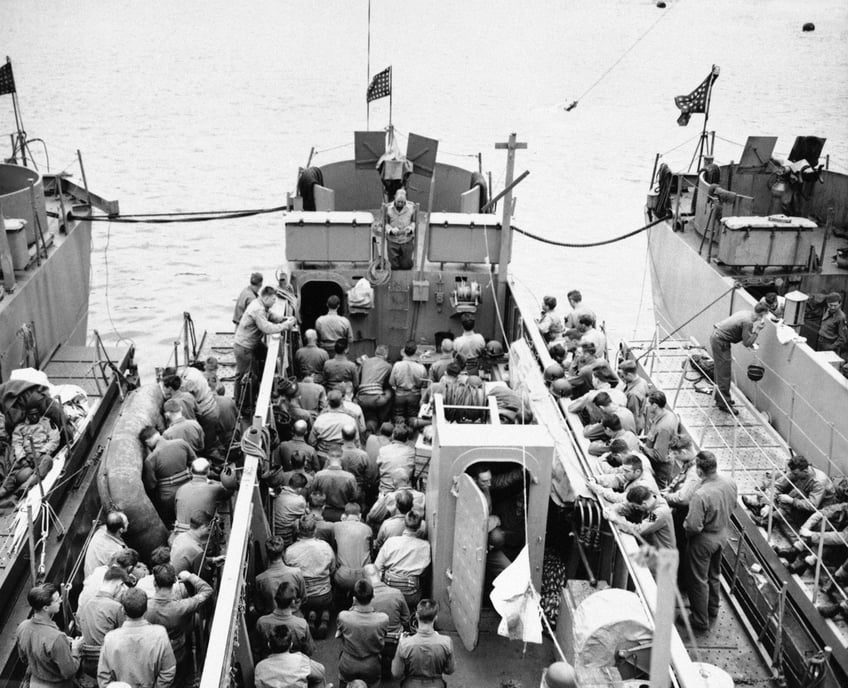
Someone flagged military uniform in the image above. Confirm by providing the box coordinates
[142,438,194,527]
[254,560,307,616]
[684,473,738,629]
[145,573,213,687]
[162,417,205,453]
[256,608,315,657]
[391,627,455,688]
[336,604,389,686]
[15,616,80,688]
[173,475,229,534]
[98,619,176,688]
[1,417,60,497]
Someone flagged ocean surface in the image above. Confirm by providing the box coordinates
[2,0,847,379]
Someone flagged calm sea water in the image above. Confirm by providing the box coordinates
[2,0,847,379]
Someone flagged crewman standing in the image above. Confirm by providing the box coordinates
[385,189,416,270]
[683,451,738,632]
[98,588,176,688]
[295,329,330,383]
[139,426,195,528]
[818,292,848,354]
[709,303,768,413]
[83,511,128,577]
[640,390,678,489]
[232,286,296,410]
[315,295,352,353]
[16,583,83,688]
[336,579,389,687]
[161,399,204,453]
[173,458,230,537]
[233,271,263,327]
[391,599,455,687]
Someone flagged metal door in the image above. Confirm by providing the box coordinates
[450,473,489,651]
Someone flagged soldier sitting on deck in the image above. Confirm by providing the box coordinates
[0,406,60,501]
[742,455,835,546]
[787,478,848,576]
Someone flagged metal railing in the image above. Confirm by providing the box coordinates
[199,332,282,688]
[637,331,848,603]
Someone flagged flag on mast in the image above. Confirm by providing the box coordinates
[0,62,16,96]
[366,66,391,103]
[674,65,719,126]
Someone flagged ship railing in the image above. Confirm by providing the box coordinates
[199,332,282,688]
[649,320,848,482]
[641,326,848,604]
[506,293,692,688]
[554,392,697,688]
[560,350,836,686]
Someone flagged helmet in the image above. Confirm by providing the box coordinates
[544,363,565,382]
[220,463,240,491]
[543,661,577,688]
[747,364,765,382]
[486,340,504,358]
[551,378,572,398]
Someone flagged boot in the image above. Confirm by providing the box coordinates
[788,558,807,575]
[774,544,798,560]
[817,602,840,619]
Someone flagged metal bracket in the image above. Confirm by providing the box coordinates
[617,642,653,675]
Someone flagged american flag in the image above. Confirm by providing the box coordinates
[0,62,15,97]
[674,66,719,126]
[367,66,391,103]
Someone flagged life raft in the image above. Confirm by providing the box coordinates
[97,383,169,559]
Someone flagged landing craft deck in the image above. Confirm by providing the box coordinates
[625,338,848,685]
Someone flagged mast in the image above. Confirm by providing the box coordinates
[494,133,527,311]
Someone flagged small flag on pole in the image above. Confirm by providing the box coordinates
[0,62,16,96]
[367,66,391,103]
[674,66,719,126]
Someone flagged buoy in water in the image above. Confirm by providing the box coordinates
[802,22,815,32]
[657,1,667,8]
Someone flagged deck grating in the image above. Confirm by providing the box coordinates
[632,338,848,646]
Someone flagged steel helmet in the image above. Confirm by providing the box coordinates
[486,340,504,357]
[551,378,572,398]
[543,661,577,688]
[544,363,565,382]
[220,463,240,491]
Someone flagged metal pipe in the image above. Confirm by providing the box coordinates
[649,153,660,189]
[729,534,745,594]
[76,150,92,209]
[570,531,597,586]
[811,514,827,605]
[479,168,529,213]
[649,549,679,688]
[766,473,776,541]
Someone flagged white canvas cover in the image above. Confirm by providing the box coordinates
[572,588,652,668]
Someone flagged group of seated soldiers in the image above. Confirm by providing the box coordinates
[536,291,848,627]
